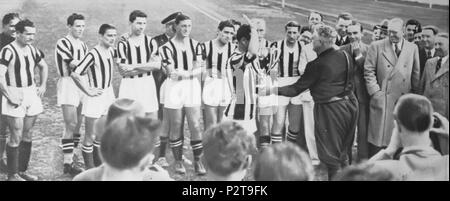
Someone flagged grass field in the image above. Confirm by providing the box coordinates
[0,0,447,181]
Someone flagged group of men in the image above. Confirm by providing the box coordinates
[0,6,447,181]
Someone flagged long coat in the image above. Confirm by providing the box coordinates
[419,57,449,119]
[364,39,420,147]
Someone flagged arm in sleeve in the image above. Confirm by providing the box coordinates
[364,43,381,96]
[410,44,421,94]
[277,62,318,97]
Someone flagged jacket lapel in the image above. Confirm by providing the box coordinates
[432,58,449,82]
[382,39,397,66]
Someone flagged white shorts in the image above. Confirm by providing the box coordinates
[160,80,167,105]
[82,87,115,119]
[164,78,201,109]
[276,77,304,106]
[57,76,86,107]
[119,75,159,113]
[202,76,231,107]
[223,115,257,135]
[2,86,43,118]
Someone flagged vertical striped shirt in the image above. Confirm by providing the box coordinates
[116,34,158,78]
[159,38,201,71]
[0,42,45,87]
[270,40,307,77]
[55,36,88,77]
[73,46,115,89]
[259,38,271,71]
[224,51,262,120]
[205,40,234,74]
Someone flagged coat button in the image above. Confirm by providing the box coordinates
[387,65,391,68]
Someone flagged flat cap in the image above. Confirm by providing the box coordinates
[161,12,181,24]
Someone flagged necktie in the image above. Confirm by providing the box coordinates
[340,38,344,45]
[435,57,442,74]
[427,50,432,59]
[395,43,401,57]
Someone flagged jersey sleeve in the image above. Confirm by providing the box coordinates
[55,39,73,62]
[116,41,128,64]
[0,47,13,67]
[74,52,94,75]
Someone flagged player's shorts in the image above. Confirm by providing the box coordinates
[202,76,231,107]
[119,75,159,113]
[163,78,201,109]
[277,76,304,106]
[82,87,115,119]
[160,80,167,105]
[57,76,87,107]
[2,86,43,118]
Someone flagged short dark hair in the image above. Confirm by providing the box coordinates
[300,26,311,34]
[2,13,19,26]
[254,143,314,181]
[308,11,323,21]
[218,20,234,31]
[231,19,242,26]
[285,21,301,31]
[129,10,147,23]
[333,162,395,181]
[67,13,84,26]
[202,121,256,177]
[394,94,433,133]
[98,23,116,35]
[236,24,251,41]
[337,12,353,21]
[101,115,160,170]
[422,25,439,35]
[15,19,34,34]
[405,19,422,33]
[175,13,190,25]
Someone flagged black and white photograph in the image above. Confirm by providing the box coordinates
[0,0,448,186]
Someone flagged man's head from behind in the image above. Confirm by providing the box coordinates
[254,142,314,181]
[2,13,20,37]
[202,121,256,181]
[333,162,395,181]
[106,98,145,125]
[101,115,161,176]
[393,94,433,138]
[312,25,337,53]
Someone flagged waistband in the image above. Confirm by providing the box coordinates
[123,72,152,79]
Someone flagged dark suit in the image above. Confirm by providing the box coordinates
[418,46,438,77]
[278,48,358,179]
[335,36,351,46]
[340,43,370,161]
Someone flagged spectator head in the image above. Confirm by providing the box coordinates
[106,98,145,125]
[15,19,35,46]
[435,32,449,57]
[387,18,404,44]
[100,115,161,179]
[285,21,301,44]
[333,162,395,181]
[312,24,337,53]
[405,19,422,42]
[67,13,85,39]
[2,13,20,37]
[422,25,439,50]
[308,11,323,27]
[202,121,256,181]
[335,12,353,37]
[254,142,314,181]
[217,20,235,44]
[393,94,433,136]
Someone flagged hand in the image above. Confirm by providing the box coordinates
[7,95,22,108]
[257,84,272,96]
[430,112,449,138]
[87,88,103,97]
[37,85,46,98]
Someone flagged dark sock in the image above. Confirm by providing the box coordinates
[6,145,19,176]
[18,141,32,172]
[286,130,298,144]
[73,133,81,148]
[259,135,271,148]
[81,144,94,169]
[190,140,203,161]
[170,138,183,161]
[61,139,74,165]
[159,137,169,158]
[92,140,102,167]
[0,133,7,159]
[271,133,283,144]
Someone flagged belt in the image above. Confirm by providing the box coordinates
[207,71,224,79]
[316,95,350,104]
[123,72,152,79]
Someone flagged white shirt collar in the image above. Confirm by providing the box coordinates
[391,39,404,52]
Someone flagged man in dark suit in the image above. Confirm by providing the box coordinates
[261,25,358,179]
[340,22,369,162]
[419,25,440,75]
[335,12,352,46]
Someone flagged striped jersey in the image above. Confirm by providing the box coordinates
[0,42,45,87]
[55,35,88,77]
[258,38,271,71]
[204,39,234,74]
[159,38,202,71]
[73,45,116,89]
[117,34,158,78]
[270,40,307,77]
[224,51,262,120]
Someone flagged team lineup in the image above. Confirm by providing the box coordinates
[0,2,448,181]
